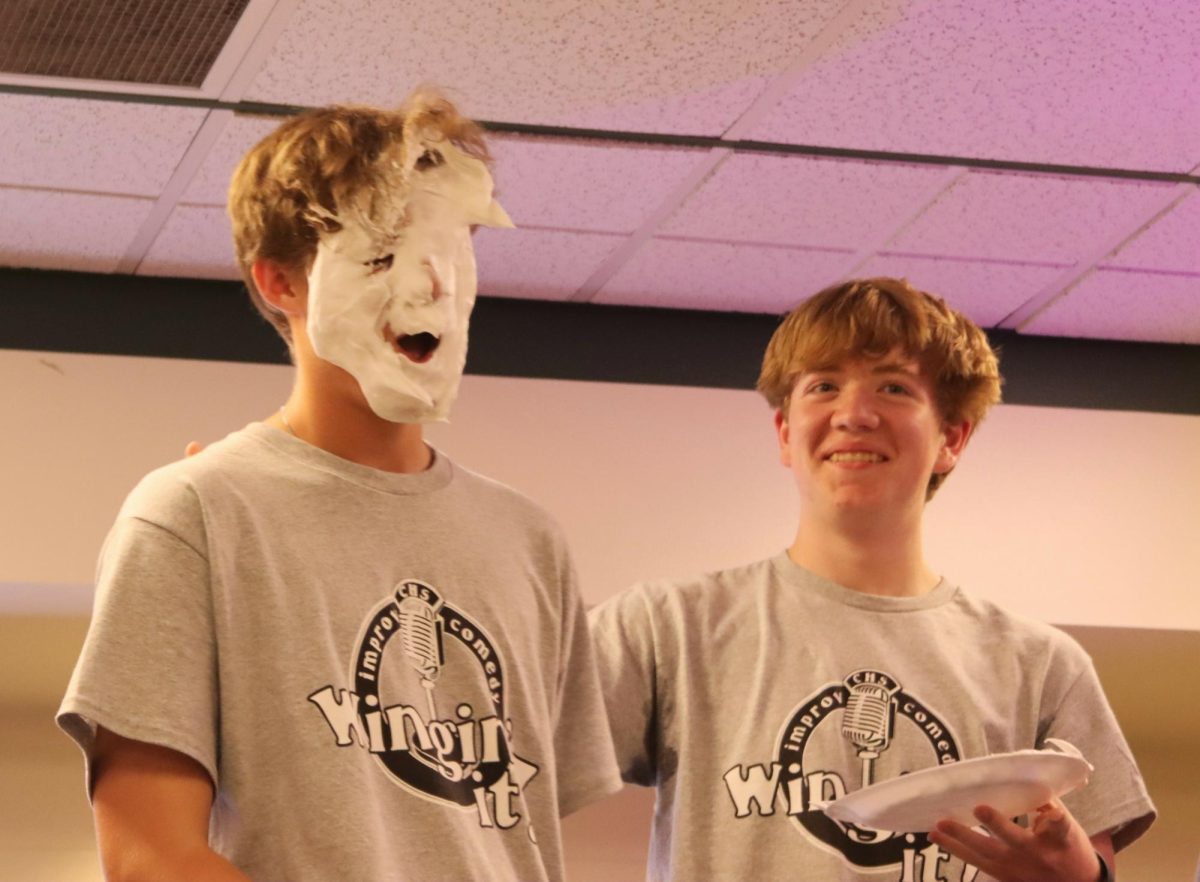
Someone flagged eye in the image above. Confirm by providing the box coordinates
[415,148,444,171]
[365,254,394,274]
[881,382,910,395]
[805,380,837,395]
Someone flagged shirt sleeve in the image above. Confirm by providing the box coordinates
[56,502,219,794]
[549,557,624,817]
[1039,643,1156,852]
[588,586,659,788]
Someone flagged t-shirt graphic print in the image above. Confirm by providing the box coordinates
[724,667,978,881]
[309,578,540,832]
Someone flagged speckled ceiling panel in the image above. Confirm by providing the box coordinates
[243,0,847,134]
[0,95,207,197]
[661,153,949,249]
[1100,192,1200,275]
[0,188,155,273]
[596,239,852,313]
[182,115,284,206]
[749,0,1200,170]
[889,172,1175,264]
[489,136,707,233]
[138,205,241,280]
[472,227,625,301]
[1025,270,1200,344]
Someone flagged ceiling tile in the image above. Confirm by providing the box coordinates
[661,153,949,249]
[138,206,241,280]
[473,227,624,301]
[182,115,283,206]
[0,188,154,273]
[856,254,1067,327]
[595,238,851,312]
[0,95,208,197]
[1024,269,1200,344]
[748,0,1200,170]
[490,135,707,233]
[1101,192,1200,275]
[242,0,846,134]
[890,172,1175,264]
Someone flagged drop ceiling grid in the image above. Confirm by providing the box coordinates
[854,254,1066,328]
[182,114,284,205]
[1024,270,1200,345]
[137,205,240,280]
[888,172,1178,265]
[239,0,848,134]
[1100,191,1200,276]
[0,188,156,273]
[472,227,626,301]
[595,239,852,313]
[489,136,710,234]
[746,0,1200,170]
[0,94,208,196]
[658,152,952,250]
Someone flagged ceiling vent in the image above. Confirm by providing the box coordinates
[0,0,252,88]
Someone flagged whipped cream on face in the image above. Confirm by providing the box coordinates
[306,138,512,423]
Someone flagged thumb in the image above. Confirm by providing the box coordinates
[184,441,205,457]
[1031,800,1071,842]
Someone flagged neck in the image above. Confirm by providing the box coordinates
[788,508,938,597]
[270,365,433,474]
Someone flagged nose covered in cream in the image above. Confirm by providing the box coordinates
[306,139,512,423]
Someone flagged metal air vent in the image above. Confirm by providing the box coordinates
[0,0,252,87]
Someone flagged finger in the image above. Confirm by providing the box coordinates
[972,804,1031,849]
[931,819,1007,866]
[184,441,204,457]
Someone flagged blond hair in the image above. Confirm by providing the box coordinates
[757,277,1002,497]
[227,90,491,341]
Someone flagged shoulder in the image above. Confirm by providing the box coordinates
[591,558,774,633]
[446,458,566,539]
[949,587,1092,669]
[116,427,270,538]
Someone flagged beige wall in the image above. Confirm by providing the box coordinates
[2,349,1197,880]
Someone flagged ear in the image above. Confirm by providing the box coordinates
[934,420,973,474]
[251,258,308,318]
[774,408,792,468]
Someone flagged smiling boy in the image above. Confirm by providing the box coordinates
[589,278,1154,881]
[57,93,620,881]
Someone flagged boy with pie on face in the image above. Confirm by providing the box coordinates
[589,278,1155,882]
[57,93,621,881]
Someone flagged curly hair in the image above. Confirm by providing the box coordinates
[227,89,491,342]
[757,277,1002,498]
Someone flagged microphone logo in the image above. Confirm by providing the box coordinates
[397,592,445,719]
[840,670,901,788]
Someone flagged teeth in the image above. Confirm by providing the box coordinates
[828,452,884,463]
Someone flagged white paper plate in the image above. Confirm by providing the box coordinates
[822,740,1092,833]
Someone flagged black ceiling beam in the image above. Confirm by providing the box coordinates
[1,267,1196,415]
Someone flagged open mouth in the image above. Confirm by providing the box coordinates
[393,332,441,364]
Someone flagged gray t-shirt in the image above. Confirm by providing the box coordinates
[590,553,1155,882]
[59,423,622,882]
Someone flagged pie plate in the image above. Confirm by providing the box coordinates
[822,739,1092,833]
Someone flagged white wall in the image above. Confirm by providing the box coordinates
[4,347,1198,627]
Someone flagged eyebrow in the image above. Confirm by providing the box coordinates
[870,361,922,376]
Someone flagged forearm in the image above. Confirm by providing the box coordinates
[100,839,252,882]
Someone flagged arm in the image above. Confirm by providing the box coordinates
[928,797,1115,882]
[92,727,252,882]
